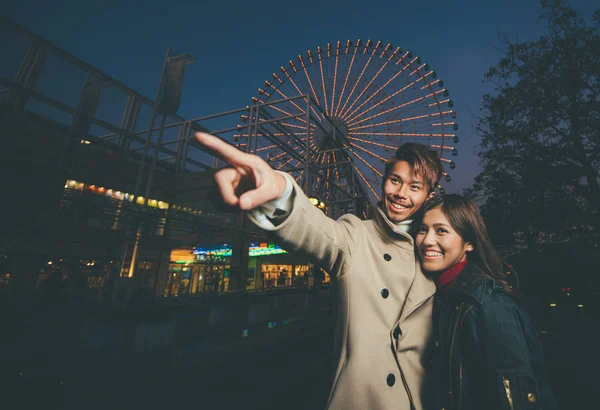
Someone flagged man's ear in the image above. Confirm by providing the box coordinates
[426,191,436,201]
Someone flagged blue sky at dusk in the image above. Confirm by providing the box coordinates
[5,0,598,193]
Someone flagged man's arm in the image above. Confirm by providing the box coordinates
[195,132,357,275]
[195,132,287,210]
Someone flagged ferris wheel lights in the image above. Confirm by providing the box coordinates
[445,175,452,182]
[453,135,460,143]
[452,148,458,156]
[453,123,459,130]
[250,38,459,207]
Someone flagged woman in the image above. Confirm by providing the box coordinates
[415,194,558,410]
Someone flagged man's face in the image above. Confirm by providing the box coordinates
[381,160,434,223]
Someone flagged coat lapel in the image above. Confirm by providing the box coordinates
[399,259,436,323]
[372,204,436,324]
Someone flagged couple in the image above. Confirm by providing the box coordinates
[196,132,557,410]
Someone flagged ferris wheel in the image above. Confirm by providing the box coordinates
[238,39,458,218]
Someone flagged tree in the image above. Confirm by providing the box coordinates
[468,0,600,259]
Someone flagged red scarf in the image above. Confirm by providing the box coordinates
[434,260,468,294]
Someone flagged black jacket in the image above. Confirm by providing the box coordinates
[426,263,558,410]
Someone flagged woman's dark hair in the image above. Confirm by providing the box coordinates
[422,194,515,292]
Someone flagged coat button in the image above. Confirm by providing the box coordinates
[383,253,391,261]
[435,340,440,347]
[393,326,400,339]
[381,288,389,299]
[386,374,395,386]
[527,393,537,403]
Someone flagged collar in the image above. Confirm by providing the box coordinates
[374,202,413,234]
[435,260,468,292]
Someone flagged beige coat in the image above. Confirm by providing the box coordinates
[248,177,436,410]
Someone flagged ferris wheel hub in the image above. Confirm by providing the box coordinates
[314,116,350,148]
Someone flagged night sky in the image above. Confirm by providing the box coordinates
[4,0,598,193]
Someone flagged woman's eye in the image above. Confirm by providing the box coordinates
[417,226,427,233]
[436,228,448,234]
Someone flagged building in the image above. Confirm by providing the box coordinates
[0,18,328,305]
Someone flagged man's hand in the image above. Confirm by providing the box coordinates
[195,132,288,210]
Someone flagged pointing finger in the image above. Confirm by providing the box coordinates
[195,132,248,165]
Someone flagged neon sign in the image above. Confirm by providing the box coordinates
[193,242,288,257]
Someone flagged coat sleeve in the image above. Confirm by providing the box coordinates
[462,293,555,410]
[247,173,359,277]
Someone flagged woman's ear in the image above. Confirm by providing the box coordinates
[466,244,474,252]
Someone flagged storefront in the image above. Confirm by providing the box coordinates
[166,242,330,296]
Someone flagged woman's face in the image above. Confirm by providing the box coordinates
[416,207,471,274]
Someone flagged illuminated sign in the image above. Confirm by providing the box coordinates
[193,242,288,257]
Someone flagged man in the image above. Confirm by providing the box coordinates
[195,132,442,410]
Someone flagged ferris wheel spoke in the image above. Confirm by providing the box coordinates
[348,142,387,162]
[262,84,306,115]
[345,147,383,178]
[332,151,340,181]
[280,122,315,131]
[330,42,340,118]
[278,68,323,121]
[255,144,279,152]
[346,136,397,150]
[342,47,404,121]
[297,56,322,108]
[346,69,419,124]
[253,96,308,126]
[348,90,444,127]
[349,111,450,131]
[352,164,380,201]
[338,49,375,119]
[350,132,456,138]
[334,40,360,117]
[346,80,413,124]
[340,44,407,120]
[317,46,329,115]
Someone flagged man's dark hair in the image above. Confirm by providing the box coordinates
[383,143,443,192]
